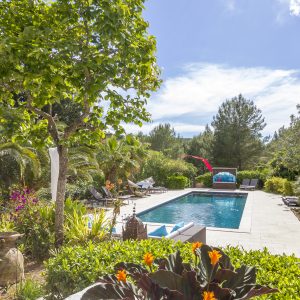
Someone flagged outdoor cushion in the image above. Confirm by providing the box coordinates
[148,225,168,237]
[170,221,185,233]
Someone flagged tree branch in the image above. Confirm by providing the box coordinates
[26,93,60,144]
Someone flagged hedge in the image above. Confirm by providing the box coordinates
[195,172,213,187]
[264,177,294,195]
[45,239,300,299]
[166,175,189,189]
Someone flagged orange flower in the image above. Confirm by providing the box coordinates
[192,241,203,254]
[116,269,126,283]
[203,291,217,300]
[143,252,154,266]
[105,180,111,185]
[208,250,222,266]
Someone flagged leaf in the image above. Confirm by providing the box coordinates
[81,283,137,300]
[223,265,256,290]
[157,251,185,275]
[235,284,279,299]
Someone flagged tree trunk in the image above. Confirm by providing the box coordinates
[55,145,68,248]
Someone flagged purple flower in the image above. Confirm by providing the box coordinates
[15,204,25,212]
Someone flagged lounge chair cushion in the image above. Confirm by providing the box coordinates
[148,225,168,237]
[170,221,185,233]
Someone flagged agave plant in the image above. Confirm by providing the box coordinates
[81,245,278,300]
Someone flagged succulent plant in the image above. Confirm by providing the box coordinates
[81,245,278,299]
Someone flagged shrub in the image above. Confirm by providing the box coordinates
[195,172,213,187]
[83,249,277,299]
[139,151,197,186]
[16,279,44,300]
[265,177,294,195]
[166,175,189,189]
[45,239,300,299]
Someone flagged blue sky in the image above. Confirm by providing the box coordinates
[124,0,300,137]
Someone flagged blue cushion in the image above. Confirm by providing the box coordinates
[170,221,185,233]
[148,225,168,237]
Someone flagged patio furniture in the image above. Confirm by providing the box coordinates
[282,196,299,206]
[127,180,149,197]
[89,187,108,206]
[239,178,251,189]
[137,177,167,193]
[212,167,237,189]
[240,178,258,190]
[101,186,132,201]
[148,222,206,244]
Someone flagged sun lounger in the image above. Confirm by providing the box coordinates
[127,180,149,197]
[136,177,167,193]
[89,187,108,206]
[282,196,299,206]
[240,178,258,190]
[239,179,251,189]
[101,186,132,201]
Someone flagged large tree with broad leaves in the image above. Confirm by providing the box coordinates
[0,0,160,246]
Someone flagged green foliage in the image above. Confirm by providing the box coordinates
[212,94,266,170]
[265,106,300,175]
[146,123,185,159]
[236,169,269,188]
[195,172,213,187]
[83,248,277,300]
[97,135,148,183]
[139,151,197,186]
[15,201,55,261]
[185,125,214,172]
[264,177,294,195]
[166,175,189,189]
[0,143,41,197]
[44,240,299,299]
[16,279,44,300]
[64,198,110,244]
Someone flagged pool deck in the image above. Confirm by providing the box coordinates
[116,188,300,257]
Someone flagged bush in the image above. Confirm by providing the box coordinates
[195,172,213,187]
[16,279,44,300]
[166,175,189,189]
[45,239,300,299]
[139,151,197,186]
[236,170,269,188]
[265,177,294,195]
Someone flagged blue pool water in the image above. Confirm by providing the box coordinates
[138,192,247,229]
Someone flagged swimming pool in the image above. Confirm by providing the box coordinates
[138,192,247,229]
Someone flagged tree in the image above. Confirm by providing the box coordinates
[185,125,214,173]
[265,105,300,177]
[97,135,148,183]
[0,0,160,246]
[212,95,266,170]
[147,123,184,158]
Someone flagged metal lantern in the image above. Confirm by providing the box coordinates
[122,205,147,241]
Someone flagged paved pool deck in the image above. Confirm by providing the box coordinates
[116,188,300,257]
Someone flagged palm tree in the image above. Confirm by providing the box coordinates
[0,143,41,197]
[97,135,148,183]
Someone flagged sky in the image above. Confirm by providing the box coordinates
[124,0,300,137]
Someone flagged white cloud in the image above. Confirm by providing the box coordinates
[225,0,236,12]
[290,0,300,16]
[125,63,300,137]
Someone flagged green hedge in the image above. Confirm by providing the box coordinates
[265,177,294,195]
[45,239,300,299]
[166,175,189,189]
[139,151,197,186]
[195,172,213,187]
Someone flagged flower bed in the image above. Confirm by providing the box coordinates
[45,239,300,299]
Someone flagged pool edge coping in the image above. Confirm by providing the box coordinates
[136,188,253,233]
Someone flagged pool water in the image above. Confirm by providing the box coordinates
[138,192,247,229]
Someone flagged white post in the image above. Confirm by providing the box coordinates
[49,147,59,202]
